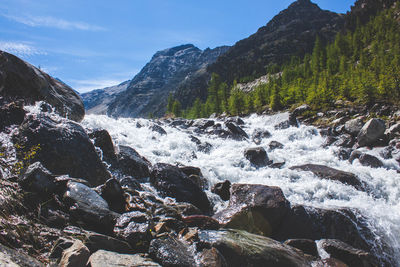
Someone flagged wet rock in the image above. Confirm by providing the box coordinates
[179,166,202,177]
[18,162,56,195]
[199,247,228,267]
[182,215,220,230]
[190,135,213,153]
[344,118,364,136]
[226,116,245,125]
[335,148,352,161]
[290,164,364,191]
[113,211,152,250]
[211,180,231,201]
[0,243,43,267]
[197,229,310,267]
[315,258,348,266]
[320,239,375,267]
[380,146,393,159]
[244,147,270,167]
[173,203,202,216]
[269,162,286,169]
[16,114,110,186]
[63,182,118,233]
[284,239,318,257]
[348,150,362,163]
[274,113,298,130]
[213,184,290,236]
[59,240,90,267]
[333,134,355,148]
[0,101,26,131]
[150,163,211,213]
[386,123,400,139]
[252,129,272,145]
[89,129,116,161]
[50,237,74,259]
[323,136,338,147]
[150,124,167,135]
[88,250,161,267]
[99,178,127,213]
[119,176,143,191]
[358,153,384,168]
[269,140,284,151]
[292,104,311,117]
[115,145,151,179]
[193,119,215,130]
[225,122,249,140]
[149,235,196,267]
[357,119,386,147]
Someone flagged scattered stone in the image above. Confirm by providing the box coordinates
[193,119,214,130]
[87,250,161,267]
[357,119,386,147]
[244,147,270,167]
[335,148,352,161]
[269,141,284,151]
[59,240,90,267]
[211,180,231,201]
[274,114,298,130]
[115,145,151,179]
[252,129,272,145]
[89,129,116,161]
[284,239,318,257]
[83,231,132,254]
[333,134,355,148]
[18,162,56,195]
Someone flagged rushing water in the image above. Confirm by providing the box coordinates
[83,112,400,265]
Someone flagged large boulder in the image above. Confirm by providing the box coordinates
[89,129,116,162]
[0,100,26,131]
[150,163,211,213]
[213,184,290,236]
[290,164,364,191]
[225,122,249,140]
[59,240,90,267]
[114,145,151,179]
[244,147,270,167]
[211,180,231,201]
[19,162,57,195]
[344,118,364,136]
[358,153,384,168]
[87,250,161,267]
[16,114,110,186]
[357,119,386,147]
[197,230,311,267]
[0,50,84,122]
[98,178,127,213]
[284,239,318,257]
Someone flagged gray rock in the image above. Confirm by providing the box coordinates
[0,101,26,131]
[199,248,228,267]
[59,240,90,267]
[89,129,116,162]
[19,162,56,195]
[0,243,43,267]
[386,123,400,139]
[211,180,231,201]
[244,147,270,167]
[284,239,318,257]
[87,250,160,267]
[357,119,386,147]
[269,141,284,151]
[99,178,127,213]
[115,145,151,179]
[225,122,249,140]
[358,153,384,168]
[292,104,311,117]
[150,124,167,135]
[252,129,272,145]
[344,118,364,136]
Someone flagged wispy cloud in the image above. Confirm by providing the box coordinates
[0,41,46,56]
[3,14,106,31]
[70,79,127,93]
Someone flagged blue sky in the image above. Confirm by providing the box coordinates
[0,0,354,93]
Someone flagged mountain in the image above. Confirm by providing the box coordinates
[174,0,344,109]
[0,50,84,121]
[82,44,229,118]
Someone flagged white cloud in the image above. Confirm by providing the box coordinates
[3,14,106,31]
[0,41,45,56]
[70,79,126,93]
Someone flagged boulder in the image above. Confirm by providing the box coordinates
[190,135,213,153]
[199,247,228,267]
[192,119,214,130]
[344,118,364,136]
[149,235,196,267]
[197,230,311,267]
[16,114,110,186]
[0,101,26,131]
[269,141,284,151]
[357,119,386,147]
[333,134,356,148]
[50,237,75,259]
[89,129,116,162]
[99,178,127,213]
[386,123,400,139]
[213,184,290,236]
[358,153,384,168]
[292,104,311,117]
[150,163,211,213]
[226,116,245,125]
[211,180,231,201]
[290,164,364,191]
[150,124,167,135]
[87,250,161,267]
[18,162,56,195]
[182,215,220,230]
[63,182,118,233]
[0,243,43,267]
[320,239,375,267]
[244,147,270,167]
[0,50,84,122]
[59,240,90,267]
[284,239,318,257]
[225,122,249,140]
[274,114,298,130]
[115,145,151,179]
[335,148,352,161]
[252,129,272,145]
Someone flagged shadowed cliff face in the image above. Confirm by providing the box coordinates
[174,0,344,109]
[97,44,229,118]
[0,51,85,122]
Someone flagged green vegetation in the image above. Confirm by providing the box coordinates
[0,144,41,176]
[168,7,400,118]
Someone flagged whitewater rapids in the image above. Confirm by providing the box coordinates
[83,112,400,265]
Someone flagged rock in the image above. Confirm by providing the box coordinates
[323,136,338,147]
[16,114,110,186]
[150,124,167,135]
[18,162,56,195]
[0,51,85,122]
[149,235,196,267]
[182,215,220,230]
[0,243,43,267]
[113,211,152,250]
[119,176,143,191]
[284,239,318,257]
[252,129,272,145]
[150,163,211,213]
[197,229,311,267]
[193,119,215,130]
[348,150,362,163]
[213,184,290,236]
[0,101,26,131]
[225,122,249,140]
[50,237,74,259]
[89,129,116,161]
[63,182,118,233]
[59,240,90,267]
[344,118,364,136]
[275,114,298,130]
[333,134,356,148]
[335,148,352,161]
[211,180,231,201]
[98,178,127,213]
[244,147,270,167]
[269,141,284,151]
[226,116,245,125]
[115,145,151,179]
[87,250,160,267]
[179,166,208,189]
[386,123,400,139]
[290,164,364,191]
[358,153,384,168]
[315,258,348,266]
[357,119,386,147]
[320,239,375,267]
[380,146,393,159]
[292,104,311,117]
[189,135,212,153]
[179,166,202,177]
[173,203,202,216]
[199,247,228,267]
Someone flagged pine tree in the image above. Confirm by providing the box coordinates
[172,100,182,117]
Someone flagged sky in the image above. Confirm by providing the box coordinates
[0,0,354,93]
